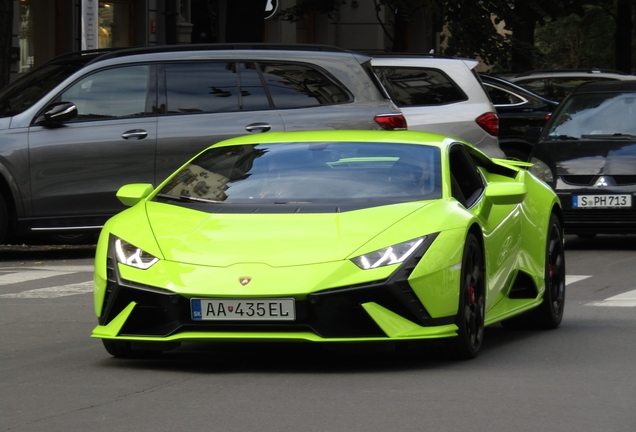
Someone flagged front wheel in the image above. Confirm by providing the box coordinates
[446,232,485,359]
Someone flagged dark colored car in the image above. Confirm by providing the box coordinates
[0,44,405,244]
[529,81,636,237]
[480,74,559,161]
[502,69,636,102]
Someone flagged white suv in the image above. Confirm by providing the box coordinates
[371,55,504,158]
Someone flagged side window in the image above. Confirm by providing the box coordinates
[240,63,271,111]
[448,144,484,208]
[60,65,150,121]
[374,67,467,107]
[259,62,351,109]
[165,62,239,114]
[484,84,526,106]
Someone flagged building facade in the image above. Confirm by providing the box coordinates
[10,0,438,83]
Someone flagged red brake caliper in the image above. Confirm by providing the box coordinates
[468,286,475,305]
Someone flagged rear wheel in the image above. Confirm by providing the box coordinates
[446,232,485,359]
[533,214,566,328]
[501,213,565,330]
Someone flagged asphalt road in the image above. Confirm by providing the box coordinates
[1,235,635,432]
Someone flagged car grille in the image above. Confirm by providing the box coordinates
[563,209,636,234]
[561,175,636,186]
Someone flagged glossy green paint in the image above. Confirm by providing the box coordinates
[116,183,154,207]
[92,130,561,345]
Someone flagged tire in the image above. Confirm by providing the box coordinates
[502,147,530,162]
[102,340,173,359]
[0,194,7,244]
[533,213,566,329]
[446,232,485,359]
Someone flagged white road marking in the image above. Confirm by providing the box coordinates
[587,289,636,307]
[0,281,94,298]
[566,275,592,285]
[0,265,94,298]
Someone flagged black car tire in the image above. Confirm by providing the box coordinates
[0,194,7,244]
[533,213,566,329]
[502,147,530,162]
[446,232,485,359]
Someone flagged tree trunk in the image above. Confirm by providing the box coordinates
[0,0,14,88]
[614,0,633,73]
[510,0,539,72]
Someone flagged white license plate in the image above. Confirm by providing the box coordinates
[572,194,632,208]
[191,298,295,321]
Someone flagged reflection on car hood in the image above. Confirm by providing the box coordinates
[145,201,429,267]
[544,141,636,175]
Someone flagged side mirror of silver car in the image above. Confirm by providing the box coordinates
[36,102,78,125]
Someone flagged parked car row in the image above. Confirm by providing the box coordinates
[1,44,634,244]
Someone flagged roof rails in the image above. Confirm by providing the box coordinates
[511,68,629,78]
[87,43,352,65]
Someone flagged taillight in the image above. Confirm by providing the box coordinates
[374,114,408,130]
[476,112,499,136]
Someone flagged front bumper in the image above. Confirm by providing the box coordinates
[92,233,459,343]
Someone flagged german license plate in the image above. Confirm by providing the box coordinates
[191,298,295,321]
[572,194,632,208]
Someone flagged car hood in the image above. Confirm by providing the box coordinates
[541,140,636,175]
[144,201,430,267]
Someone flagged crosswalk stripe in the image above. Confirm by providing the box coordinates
[0,270,78,286]
[566,275,591,285]
[587,289,636,307]
[0,281,94,298]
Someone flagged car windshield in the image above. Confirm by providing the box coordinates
[155,142,442,206]
[0,61,88,117]
[546,91,636,139]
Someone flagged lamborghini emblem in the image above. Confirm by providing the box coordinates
[239,277,252,286]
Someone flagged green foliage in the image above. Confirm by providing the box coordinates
[535,5,616,69]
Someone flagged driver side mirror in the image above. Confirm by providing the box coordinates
[117,184,154,207]
[35,102,78,125]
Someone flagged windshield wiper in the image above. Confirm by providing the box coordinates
[548,134,580,140]
[156,193,223,204]
[581,133,636,139]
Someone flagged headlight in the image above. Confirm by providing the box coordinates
[114,237,159,269]
[528,157,554,182]
[351,237,425,270]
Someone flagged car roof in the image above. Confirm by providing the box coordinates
[570,80,636,94]
[505,69,634,79]
[480,74,559,104]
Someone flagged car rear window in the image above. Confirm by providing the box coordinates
[374,67,468,107]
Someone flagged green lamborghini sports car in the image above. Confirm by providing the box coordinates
[92,130,565,359]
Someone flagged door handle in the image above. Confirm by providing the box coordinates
[245,122,272,133]
[122,129,148,140]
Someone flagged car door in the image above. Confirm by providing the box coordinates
[155,61,285,184]
[448,144,522,311]
[27,64,157,220]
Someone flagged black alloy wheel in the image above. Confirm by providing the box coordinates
[534,213,566,328]
[447,232,485,359]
